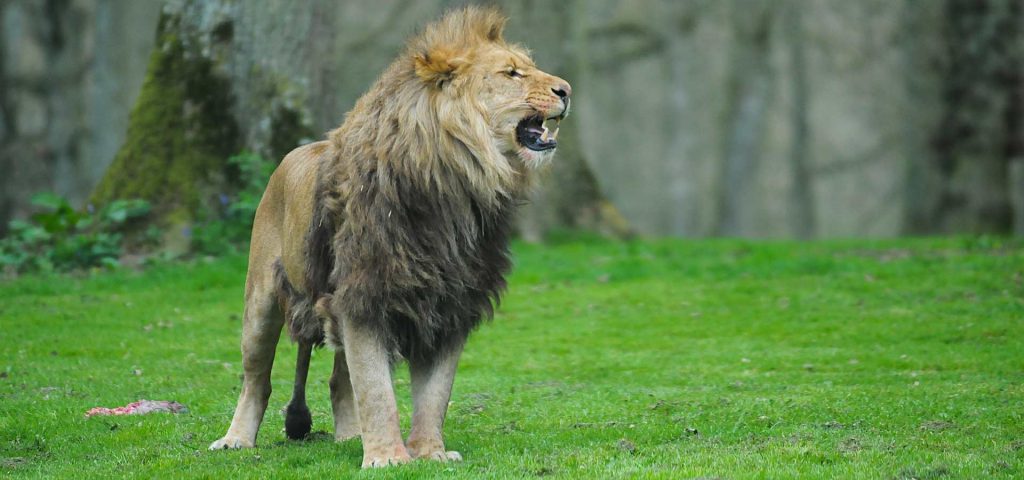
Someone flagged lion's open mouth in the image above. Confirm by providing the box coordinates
[516,115,560,152]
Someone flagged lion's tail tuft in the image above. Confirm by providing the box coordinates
[283,341,314,440]
[284,401,312,440]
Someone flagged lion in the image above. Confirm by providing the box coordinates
[208,6,571,468]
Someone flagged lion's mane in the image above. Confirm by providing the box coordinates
[288,6,531,361]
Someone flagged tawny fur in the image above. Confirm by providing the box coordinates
[211,6,571,467]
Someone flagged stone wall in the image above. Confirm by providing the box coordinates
[0,0,161,233]
[2,0,1019,237]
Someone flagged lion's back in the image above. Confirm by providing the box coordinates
[255,141,333,294]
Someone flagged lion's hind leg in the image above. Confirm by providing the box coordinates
[330,348,360,441]
[317,295,360,441]
[209,266,285,450]
[278,271,329,440]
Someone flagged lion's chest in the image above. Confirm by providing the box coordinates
[330,190,514,353]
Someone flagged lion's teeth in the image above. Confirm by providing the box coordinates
[552,127,559,140]
[541,126,549,141]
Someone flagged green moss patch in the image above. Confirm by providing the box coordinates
[89,12,240,246]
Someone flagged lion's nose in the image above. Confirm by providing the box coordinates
[552,83,571,99]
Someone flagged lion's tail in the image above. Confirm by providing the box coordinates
[284,341,314,440]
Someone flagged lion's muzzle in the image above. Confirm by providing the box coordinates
[517,80,571,152]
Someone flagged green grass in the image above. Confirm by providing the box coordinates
[1,237,1022,479]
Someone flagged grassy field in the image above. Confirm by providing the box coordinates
[0,237,1021,479]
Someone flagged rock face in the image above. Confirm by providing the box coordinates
[572,0,942,237]
[3,0,1021,237]
[0,0,162,234]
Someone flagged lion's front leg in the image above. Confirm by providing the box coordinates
[341,318,411,468]
[406,341,465,462]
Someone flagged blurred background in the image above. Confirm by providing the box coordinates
[0,0,1021,253]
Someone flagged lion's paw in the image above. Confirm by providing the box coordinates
[362,454,412,468]
[407,438,462,462]
[361,446,412,468]
[208,436,255,450]
[424,450,462,462]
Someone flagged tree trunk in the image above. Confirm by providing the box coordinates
[90,10,241,250]
[911,0,1023,234]
[715,1,773,236]
[786,1,815,239]
[518,0,631,241]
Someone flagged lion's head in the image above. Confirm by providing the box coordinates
[332,6,571,206]
[409,7,572,169]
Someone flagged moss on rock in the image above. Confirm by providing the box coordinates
[269,105,315,162]
[89,12,240,248]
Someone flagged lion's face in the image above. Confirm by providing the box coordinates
[406,6,572,194]
[467,46,572,167]
[414,42,571,170]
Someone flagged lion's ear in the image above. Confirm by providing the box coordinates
[485,16,506,41]
[414,49,465,88]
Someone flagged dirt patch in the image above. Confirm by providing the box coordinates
[894,465,949,480]
[532,466,556,476]
[572,421,622,429]
[919,420,955,431]
[839,437,863,453]
[1,457,29,469]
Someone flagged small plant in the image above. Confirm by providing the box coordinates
[191,152,274,255]
[0,193,150,275]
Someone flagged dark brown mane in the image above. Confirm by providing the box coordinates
[285,142,520,362]
[278,5,533,358]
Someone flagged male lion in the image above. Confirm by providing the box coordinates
[209,6,571,468]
